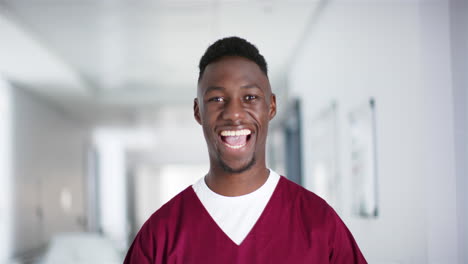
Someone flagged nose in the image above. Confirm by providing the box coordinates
[221,98,246,122]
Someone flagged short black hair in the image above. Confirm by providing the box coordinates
[198,36,268,82]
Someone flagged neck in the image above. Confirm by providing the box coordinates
[205,164,270,197]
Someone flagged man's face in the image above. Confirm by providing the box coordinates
[194,56,276,173]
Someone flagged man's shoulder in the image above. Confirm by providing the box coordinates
[279,176,328,203]
[278,176,334,217]
[143,185,195,229]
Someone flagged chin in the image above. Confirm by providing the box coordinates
[219,157,256,174]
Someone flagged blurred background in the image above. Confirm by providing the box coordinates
[0,0,466,263]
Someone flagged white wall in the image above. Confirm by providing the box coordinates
[450,0,468,263]
[289,1,458,263]
[139,106,209,165]
[93,130,128,250]
[11,86,90,258]
[418,1,458,263]
[0,78,13,261]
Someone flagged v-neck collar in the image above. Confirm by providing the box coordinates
[189,176,285,248]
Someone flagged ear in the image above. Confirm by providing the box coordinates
[194,98,202,125]
[269,93,277,120]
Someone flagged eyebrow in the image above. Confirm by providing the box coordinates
[204,86,224,95]
[204,84,261,95]
[240,84,261,90]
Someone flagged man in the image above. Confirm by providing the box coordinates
[124,37,367,263]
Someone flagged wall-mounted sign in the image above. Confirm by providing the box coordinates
[349,98,378,218]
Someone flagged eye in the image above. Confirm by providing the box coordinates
[208,97,224,102]
[244,95,258,101]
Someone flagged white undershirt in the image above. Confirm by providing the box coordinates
[192,169,280,245]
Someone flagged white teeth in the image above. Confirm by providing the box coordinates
[224,143,246,149]
[220,129,251,137]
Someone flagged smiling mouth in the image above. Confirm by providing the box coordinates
[220,129,252,149]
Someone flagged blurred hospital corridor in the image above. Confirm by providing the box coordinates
[0,0,467,263]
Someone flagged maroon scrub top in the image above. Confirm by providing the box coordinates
[124,176,367,264]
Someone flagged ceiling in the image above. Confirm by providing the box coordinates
[0,0,323,124]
